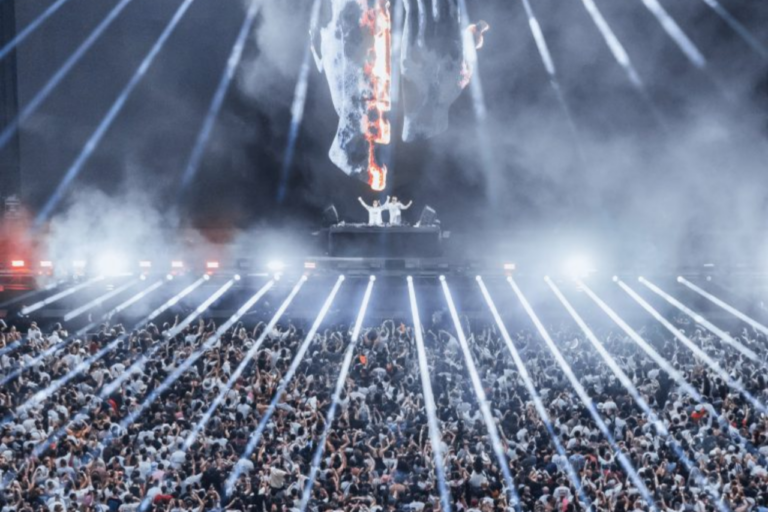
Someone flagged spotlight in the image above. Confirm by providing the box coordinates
[203,274,211,281]
[503,263,516,271]
[40,260,53,268]
[543,275,551,282]
[267,260,285,272]
[475,275,482,282]
[206,261,220,270]
[139,260,152,269]
[234,274,241,281]
[676,276,683,283]
[95,252,128,277]
[439,275,446,281]
[370,275,376,281]
[340,275,346,281]
[166,274,174,281]
[304,261,317,270]
[612,276,619,283]
[300,275,307,281]
[407,276,413,282]
[563,255,594,279]
[638,276,645,282]
[171,260,184,269]
[10,260,25,268]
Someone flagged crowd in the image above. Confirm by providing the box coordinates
[0,299,768,512]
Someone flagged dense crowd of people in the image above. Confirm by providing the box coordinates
[0,296,768,512]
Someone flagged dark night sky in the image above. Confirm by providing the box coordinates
[7,0,768,249]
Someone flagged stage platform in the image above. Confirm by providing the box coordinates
[328,224,442,257]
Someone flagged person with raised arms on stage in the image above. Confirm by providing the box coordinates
[358,196,388,226]
[385,195,413,226]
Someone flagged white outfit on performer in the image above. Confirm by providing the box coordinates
[360,198,388,226]
[386,201,411,226]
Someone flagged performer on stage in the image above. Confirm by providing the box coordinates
[358,197,388,226]
[385,196,412,226]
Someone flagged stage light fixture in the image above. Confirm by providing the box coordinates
[139,261,152,269]
[416,206,437,227]
[439,275,445,281]
[503,263,516,271]
[234,274,241,281]
[40,261,53,268]
[267,260,285,272]
[407,275,413,282]
[166,274,174,281]
[370,275,376,281]
[11,260,25,268]
[612,276,619,282]
[203,274,211,281]
[304,261,317,270]
[171,261,184,269]
[475,275,482,281]
[206,261,220,270]
[676,276,683,283]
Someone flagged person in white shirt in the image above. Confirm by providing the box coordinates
[358,197,388,226]
[385,196,412,226]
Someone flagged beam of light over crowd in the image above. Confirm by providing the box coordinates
[106,278,165,317]
[180,0,262,189]
[0,0,71,61]
[299,277,375,512]
[0,0,136,151]
[637,0,705,68]
[546,278,731,510]
[578,280,703,401]
[183,277,305,449]
[519,0,582,154]
[508,278,659,512]
[62,279,137,322]
[8,280,168,421]
[618,279,768,416]
[137,280,275,511]
[699,0,768,59]
[276,0,321,203]
[21,276,103,315]
[640,277,763,365]
[224,276,345,496]
[0,281,60,310]
[27,277,209,461]
[89,280,235,457]
[679,277,768,337]
[476,278,590,510]
[579,0,643,88]
[407,277,453,512]
[442,279,523,508]
[35,0,198,225]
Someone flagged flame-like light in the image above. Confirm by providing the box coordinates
[459,21,489,89]
[360,0,391,191]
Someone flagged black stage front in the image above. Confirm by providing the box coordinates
[328,225,442,257]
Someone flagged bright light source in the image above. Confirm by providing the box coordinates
[171,261,184,269]
[275,274,282,281]
[612,276,619,282]
[638,276,645,282]
[206,261,220,270]
[676,276,683,283]
[370,275,376,281]
[407,275,413,282]
[203,274,211,281]
[11,260,25,268]
[439,275,446,281]
[475,275,482,282]
[340,275,346,281]
[139,261,152,269]
[234,274,241,281]
[503,263,516,271]
[140,274,147,281]
[166,274,174,281]
[564,255,594,278]
[95,252,128,277]
[73,260,87,269]
[40,261,53,268]
[304,261,317,269]
[268,260,285,271]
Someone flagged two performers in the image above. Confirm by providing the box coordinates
[358,196,413,226]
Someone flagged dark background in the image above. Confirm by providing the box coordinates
[3,0,768,267]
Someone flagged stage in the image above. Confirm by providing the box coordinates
[327,224,442,258]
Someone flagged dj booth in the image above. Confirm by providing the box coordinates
[328,225,442,257]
